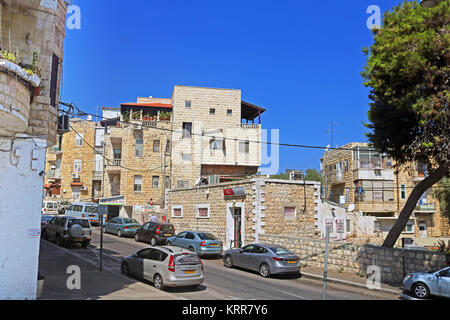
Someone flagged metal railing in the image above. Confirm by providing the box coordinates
[240,123,260,129]
[47,169,61,179]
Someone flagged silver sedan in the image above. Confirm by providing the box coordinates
[223,243,300,277]
[403,266,450,299]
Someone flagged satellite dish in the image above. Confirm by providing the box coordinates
[348,204,355,212]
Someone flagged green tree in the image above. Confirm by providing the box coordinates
[433,177,450,220]
[361,1,450,247]
[304,168,324,184]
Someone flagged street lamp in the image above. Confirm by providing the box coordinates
[419,0,444,8]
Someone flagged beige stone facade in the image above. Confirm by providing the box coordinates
[322,142,450,240]
[167,178,321,249]
[0,0,67,146]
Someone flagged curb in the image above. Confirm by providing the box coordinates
[301,272,402,295]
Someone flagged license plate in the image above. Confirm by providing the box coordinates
[209,244,219,247]
[184,270,195,274]
[131,226,138,229]
[164,233,171,236]
[288,261,296,264]
[74,237,83,241]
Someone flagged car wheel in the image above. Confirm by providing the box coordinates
[153,274,164,290]
[150,237,157,246]
[412,282,430,299]
[134,234,139,242]
[118,230,122,237]
[81,241,89,248]
[224,255,233,268]
[121,262,130,276]
[259,263,271,278]
[167,241,172,246]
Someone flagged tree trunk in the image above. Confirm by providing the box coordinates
[382,163,449,248]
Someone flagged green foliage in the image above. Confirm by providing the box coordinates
[433,177,450,220]
[361,0,450,168]
[270,173,289,180]
[122,110,130,122]
[304,168,324,183]
[1,50,41,77]
[159,111,172,120]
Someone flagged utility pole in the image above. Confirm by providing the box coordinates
[161,131,169,209]
[322,225,330,300]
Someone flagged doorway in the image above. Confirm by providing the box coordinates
[226,202,244,249]
[419,222,427,238]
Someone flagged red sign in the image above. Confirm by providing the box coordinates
[223,189,234,196]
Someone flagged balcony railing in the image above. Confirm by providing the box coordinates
[241,123,260,129]
[47,169,61,179]
[92,171,103,180]
[415,203,436,212]
[109,159,121,166]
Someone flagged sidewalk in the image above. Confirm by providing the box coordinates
[301,266,403,295]
[38,239,178,300]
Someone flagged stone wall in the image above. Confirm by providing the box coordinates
[259,233,447,285]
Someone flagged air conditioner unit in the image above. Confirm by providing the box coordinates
[72,173,79,179]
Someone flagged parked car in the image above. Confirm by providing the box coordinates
[134,222,175,246]
[65,202,100,226]
[403,266,450,299]
[41,215,54,229]
[41,201,58,214]
[121,245,204,290]
[41,215,92,248]
[103,217,141,237]
[166,231,222,257]
[57,201,72,214]
[223,243,301,278]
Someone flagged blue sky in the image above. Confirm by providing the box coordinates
[62,0,404,173]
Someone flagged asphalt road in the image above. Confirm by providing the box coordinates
[55,227,399,300]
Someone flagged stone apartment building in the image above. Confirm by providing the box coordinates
[44,118,105,202]
[321,142,449,242]
[0,0,67,299]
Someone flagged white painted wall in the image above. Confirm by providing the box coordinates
[0,135,47,299]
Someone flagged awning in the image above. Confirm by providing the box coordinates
[241,100,266,121]
[70,182,83,186]
[43,184,51,188]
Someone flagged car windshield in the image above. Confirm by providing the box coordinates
[269,246,294,255]
[161,224,174,232]
[123,218,138,224]
[84,206,98,213]
[197,233,216,240]
[174,253,201,265]
[67,219,90,228]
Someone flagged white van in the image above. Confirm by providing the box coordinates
[41,201,59,214]
[65,202,100,226]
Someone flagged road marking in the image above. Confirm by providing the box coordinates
[271,288,311,300]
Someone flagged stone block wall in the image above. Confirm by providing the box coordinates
[259,233,447,285]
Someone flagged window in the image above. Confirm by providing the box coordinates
[254,246,268,254]
[405,221,414,233]
[134,175,142,193]
[178,180,189,188]
[182,122,192,139]
[346,219,351,233]
[210,139,223,150]
[182,153,192,161]
[243,245,255,253]
[135,139,144,157]
[400,184,406,200]
[284,206,296,218]
[50,53,59,107]
[185,232,195,240]
[75,133,83,146]
[72,187,81,200]
[239,141,250,154]
[113,149,121,159]
[172,205,183,217]
[152,176,159,188]
[210,108,215,115]
[165,176,170,189]
[227,109,232,116]
[153,140,160,153]
[74,159,82,173]
[344,160,349,172]
[197,204,210,218]
[185,100,191,108]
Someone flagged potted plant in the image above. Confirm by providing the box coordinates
[122,110,130,122]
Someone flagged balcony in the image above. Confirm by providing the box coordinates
[47,169,61,179]
[415,203,436,212]
[92,171,103,180]
[106,159,121,173]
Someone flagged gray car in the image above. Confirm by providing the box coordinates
[121,245,204,290]
[42,215,92,248]
[223,243,301,278]
[403,266,450,299]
